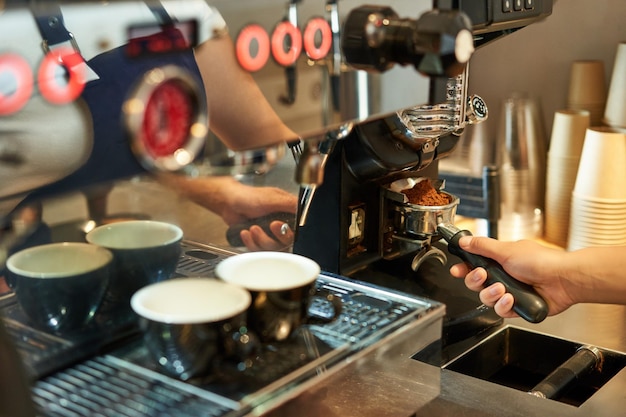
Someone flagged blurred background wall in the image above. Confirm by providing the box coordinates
[467,0,626,145]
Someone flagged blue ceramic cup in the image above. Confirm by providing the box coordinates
[86,220,183,314]
[6,242,113,334]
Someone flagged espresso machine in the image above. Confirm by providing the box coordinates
[294,0,553,346]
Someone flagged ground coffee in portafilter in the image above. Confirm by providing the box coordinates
[402,179,452,206]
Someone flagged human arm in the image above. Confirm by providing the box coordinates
[193,35,299,151]
[158,174,297,250]
[449,236,626,318]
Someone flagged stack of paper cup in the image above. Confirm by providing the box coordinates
[568,127,626,250]
[604,42,626,130]
[567,60,607,126]
[544,109,590,247]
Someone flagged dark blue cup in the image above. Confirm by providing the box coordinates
[6,242,113,334]
[85,220,183,315]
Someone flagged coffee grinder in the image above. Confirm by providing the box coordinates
[294,1,552,348]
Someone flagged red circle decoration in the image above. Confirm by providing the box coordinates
[303,17,332,61]
[235,24,271,72]
[38,47,86,104]
[0,53,34,115]
[142,80,193,157]
[271,21,302,67]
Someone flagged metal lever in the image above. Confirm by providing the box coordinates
[295,125,352,226]
[437,222,549,323]
[326,0,342,111]
[278,0,301,105]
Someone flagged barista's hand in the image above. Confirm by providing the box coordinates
[449,236,576,318]
[217,181,296,251]
[158,175,297,251]
[239,221,295,252]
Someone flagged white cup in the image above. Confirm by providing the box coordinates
[215,252,341,342]
[130,278,252,380]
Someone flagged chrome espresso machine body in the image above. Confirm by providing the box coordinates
[0,1,558,416]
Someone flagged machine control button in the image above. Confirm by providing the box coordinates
[514,0,523,11]
[466,94,488,124]
[525,0,535,9]
[502,0,512,12]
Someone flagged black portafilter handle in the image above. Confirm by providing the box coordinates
[437,223,549,323]
[226,212,295,247]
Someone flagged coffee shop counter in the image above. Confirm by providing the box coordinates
[35,182,626,417]
[259,303,626,417]
[260,218,626,417]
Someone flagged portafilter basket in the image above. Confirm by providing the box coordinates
[387,189,460,239]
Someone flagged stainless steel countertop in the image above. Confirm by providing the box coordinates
[438,304,626,417]
[261,304,626,417]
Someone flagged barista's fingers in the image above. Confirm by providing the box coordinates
[269,221,294,246]
[449,262,471,279]
[464,267,488,291]
[493,293,518,319]
[239,229,262,252]
[241,225,286,251]
[478,282,506,307]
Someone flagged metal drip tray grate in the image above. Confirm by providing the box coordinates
[32,356,238,417]
[4,241,443,416]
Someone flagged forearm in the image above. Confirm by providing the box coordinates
[157,174,237,216]
[193,36,298,151]
[562,246,626,305]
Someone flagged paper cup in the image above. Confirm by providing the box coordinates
[572,127,626,201]
[604,42,626,129]
[548,109,590,158]
[567,60,607,107]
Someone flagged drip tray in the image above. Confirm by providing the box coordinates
[5,241,445,417]
[441,325,626,407]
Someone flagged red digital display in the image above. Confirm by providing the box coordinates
[126,20,199,58]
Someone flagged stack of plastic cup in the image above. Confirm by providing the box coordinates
[496,93,547,241]
[544,110,590,247]
[604,42,626,131]
[568,127,626,251]
[567,60,607,126]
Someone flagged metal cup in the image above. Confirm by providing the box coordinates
[215,252,342,343]
[130,278,253,380]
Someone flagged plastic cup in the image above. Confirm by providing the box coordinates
[604,42,626,129]
[496,93,547,240]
